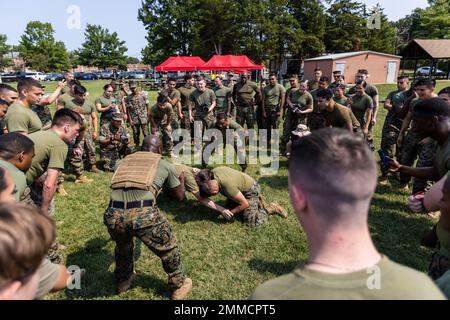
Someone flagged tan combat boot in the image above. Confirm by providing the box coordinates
[171,278,192,300]
[90,164,102,174]
[56,183,69,197]
[75,175,94,184]
[266,202,288,219]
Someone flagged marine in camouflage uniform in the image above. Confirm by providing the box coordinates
[380,87,409,177]
[150,96,178,155]
[232,72,261,129]
[177,79,196,132]
[262,75,286,146]
[99,113,132,172]
[126,82,149,146]
[308,89,326,131]
[104,156,190,297]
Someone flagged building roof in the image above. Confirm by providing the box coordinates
[401,39,450,59]
[304,51,401,61]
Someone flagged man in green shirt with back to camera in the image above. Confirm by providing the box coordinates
[250,128,445,300]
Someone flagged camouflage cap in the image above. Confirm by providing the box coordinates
[292,124,311,138]
[112,113,124,121]
[129,81,138,89]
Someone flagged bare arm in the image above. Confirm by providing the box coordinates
[91,112,98,140]
[167,173,186,202]
[371,95,379,123]
[229,191,250,215]
[41,82,65,106]
[41,169,59,214]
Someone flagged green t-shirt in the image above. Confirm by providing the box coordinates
[189,89,216,113]
[169,88,181,102]
[175,164,199,194]
[26,130,68,185]
[150,103,174,122]
[61,86,71,95]
[110,159,181,203]
[310,89,322,114]
[233,80,259,106]
[350,94,373,124]
[5,101,43,134]
[324,103,353,129]
[58,93,73,108]
[308,79,320,91]
[263,84,286,107]
[0,159,27,201]
[95,95,117,121]
[288,89,313,110]
[334,96,351,107]
[435,137,450,178]
[213,86,231,113]
[178,86,196,110]
[65,98,96,127]
[212,166,255,199]
[349,84,379,100]
[250,255,446,300]
[385,90,408,123]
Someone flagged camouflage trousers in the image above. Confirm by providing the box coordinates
[22,183,62,264]
[131,123,149,147]
[193,113,215,150]
[104,205,185,290]
[156,119,179,155]
[400,131,436,193]
[236,105,255,129]
[281,109,306,153]
[256,104,264,131]
[70,129,97,176]
[307,113,325,132]
[100,146,126,172]
[380,119,401,175]
[226,183,269,227]
[428,252,450,280]
[263,106,281,146]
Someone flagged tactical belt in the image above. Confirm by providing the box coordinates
[109,200,154,210]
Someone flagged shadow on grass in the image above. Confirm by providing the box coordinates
[65,237,168,299]
[248,259,301,277]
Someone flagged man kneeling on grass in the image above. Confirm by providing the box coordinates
[250,128,445,299]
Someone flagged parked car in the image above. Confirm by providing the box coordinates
[117,71,130,79]
[74,72,98,81]
[416,67,447,76]
[128,71,147,79]
[99,70,114,79]
[26,72,47,81]
[0,72,27,83]
[44,73,64,81]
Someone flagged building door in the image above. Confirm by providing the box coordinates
[386,61,397,83]
[335,62,346,75]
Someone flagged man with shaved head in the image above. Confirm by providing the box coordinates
[251,128,444,300]
[0,84,18,106]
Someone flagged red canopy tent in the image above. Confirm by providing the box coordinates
[155,56,206,72]
[198,55,264,72]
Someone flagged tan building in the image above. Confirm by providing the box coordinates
[304,51,402,84]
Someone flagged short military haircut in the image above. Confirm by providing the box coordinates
[184,74,193,82]
[168,78,177,83]
[0,204,55,288]
[0,99,8,107]
[357,69,369,75]
[398,75,409,81]
[415,78,436,89]
[0,133,34,160]
[336,84,347,91]
[157,94,169,104]
[17,77,42,93]
[438,87,450,96]
[103,84,113,91]
[68,79,80,87]
[412,98,450,118]
[316,89,333,100]
[269,73,277,78]
[196,169,215,198]
[141,134,162,152]
[289,128,377,225]
[314,68,322,72]
[319,76,330,83]
[73,85,87,95]
[0,84,17,95]
[333,70,342,75]
[52,109,83,128]
[216,112,228,122]
[355,80,368,88]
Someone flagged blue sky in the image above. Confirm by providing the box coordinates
[0,0,429,59]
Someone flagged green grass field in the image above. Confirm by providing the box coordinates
[29,80,450,300]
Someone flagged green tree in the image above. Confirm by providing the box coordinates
[394,8,424,50]
[126,56,141,65]
[18,21,71,72]
[138,0,194,66]
[77,24,128,69]
[362,6,397,54]
[324,0,367,53]
[0,35,12,69]
[417,0,450,39]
